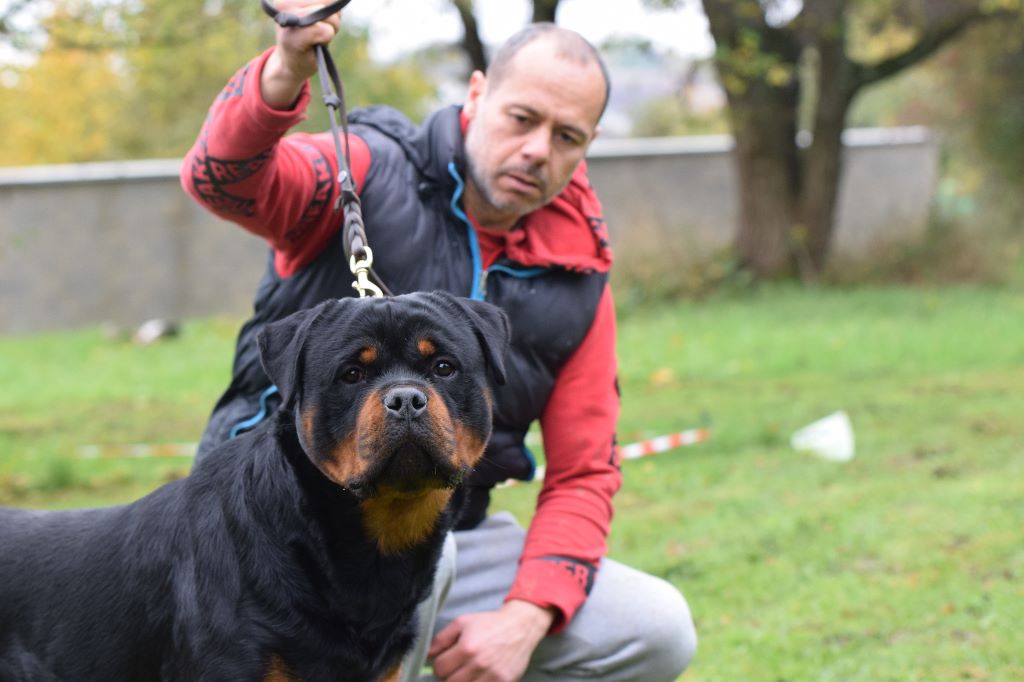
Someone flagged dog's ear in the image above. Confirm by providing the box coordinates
[432,293,510,386]
[257,301,332,409]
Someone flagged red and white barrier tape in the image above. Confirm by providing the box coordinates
[511,427,712,486]
[76,427,713,484]
[78,442,197,459]
[619,427,712,460]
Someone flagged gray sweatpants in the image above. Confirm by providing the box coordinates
[403,512,697,681]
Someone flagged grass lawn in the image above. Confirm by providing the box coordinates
[1,284,1022,680]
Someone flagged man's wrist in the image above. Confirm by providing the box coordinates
[261,48,310,110]
[502,599,557,641]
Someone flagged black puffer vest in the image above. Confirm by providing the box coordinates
[198,105,608,528]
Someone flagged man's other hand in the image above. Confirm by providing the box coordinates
[261,1,342,109]
[428,600,555,682]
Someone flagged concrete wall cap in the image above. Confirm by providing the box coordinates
[587,126,932,160]
[0,127,932,186]
[0,159,182,187]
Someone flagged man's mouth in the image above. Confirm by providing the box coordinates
[502,171,543,194]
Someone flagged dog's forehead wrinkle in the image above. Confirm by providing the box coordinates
[340,297,484,370]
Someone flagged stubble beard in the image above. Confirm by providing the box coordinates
[464,129,549,220]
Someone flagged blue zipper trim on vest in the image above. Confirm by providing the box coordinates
[447,162,484,301]
[229,384,279,439]
[523,445,538,480]
[488,264,546,279]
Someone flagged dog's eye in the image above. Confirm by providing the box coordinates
[433,360,457,378]
[338,367,364,384]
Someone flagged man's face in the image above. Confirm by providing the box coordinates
[462,39,605,228]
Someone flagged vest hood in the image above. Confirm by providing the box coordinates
[507,162,613,275]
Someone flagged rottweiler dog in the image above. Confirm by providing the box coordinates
[0,291,509,682]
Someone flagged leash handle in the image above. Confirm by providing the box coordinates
[260,0,392,298]
[260,0,353,28]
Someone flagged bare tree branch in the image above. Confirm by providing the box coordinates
[452,0,487,72]
[0,0,34,34]
[532,0,561,23]
[853,7,1017,88]
[0,0,39,48]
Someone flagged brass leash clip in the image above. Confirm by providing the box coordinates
[350,247,384,298]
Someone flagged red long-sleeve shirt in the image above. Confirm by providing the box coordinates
[181,48,621,630]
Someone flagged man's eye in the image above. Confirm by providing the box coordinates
[338,367,364,384]
[433,360,457,378]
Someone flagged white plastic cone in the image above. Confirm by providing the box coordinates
[790,411,855,462]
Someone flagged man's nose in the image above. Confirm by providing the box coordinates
[520,126,551,163]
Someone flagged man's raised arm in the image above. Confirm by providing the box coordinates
[180,1,370,275]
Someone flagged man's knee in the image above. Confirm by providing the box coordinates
[536,565,696,681]
[640,575,698,678]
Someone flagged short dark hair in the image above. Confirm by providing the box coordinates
[486,23,611,123]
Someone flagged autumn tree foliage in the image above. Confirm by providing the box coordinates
[647,0,1021,279]
[0,0,434,165]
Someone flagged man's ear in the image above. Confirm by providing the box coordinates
[463,70,487,121]
[257,301,331,409]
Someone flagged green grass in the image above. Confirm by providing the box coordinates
[2,284,1022,680]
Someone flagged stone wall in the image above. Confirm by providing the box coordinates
[0,128,937,334]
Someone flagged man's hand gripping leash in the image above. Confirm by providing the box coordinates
[260,0,389,299]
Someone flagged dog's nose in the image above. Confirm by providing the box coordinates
[383,386,428,419]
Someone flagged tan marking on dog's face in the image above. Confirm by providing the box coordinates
[417,338,437,357]
[317,390,383,486]
[456,385,491,464]
[454,423,488,470]
[423,385,455,446]
[360,488,454,554]
[454,386,492,468]
[359,346,378,365]
[264,655,296,682]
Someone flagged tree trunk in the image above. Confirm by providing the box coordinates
[702,0,803,278]
[452,0,487,73]
[728,83,802,278]
[799,41,856,277]
[532,0,560,23]
[792,0,853,278]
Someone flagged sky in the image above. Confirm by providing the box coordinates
[344,0,716,62]
[0,1,715,68]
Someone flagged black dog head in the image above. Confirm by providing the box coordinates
[257,291,509,553]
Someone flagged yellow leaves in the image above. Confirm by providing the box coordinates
[848,15,918,64]
[736,0,763,22]
[766,64,794,87]
[1,0,435,164]
[716,28,796,93]
[981,0,1022,13]
[648,367,676,388]
[722,73,748,95]
[0,50,127,165]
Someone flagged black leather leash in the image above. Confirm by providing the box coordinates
[260,0,392,298]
